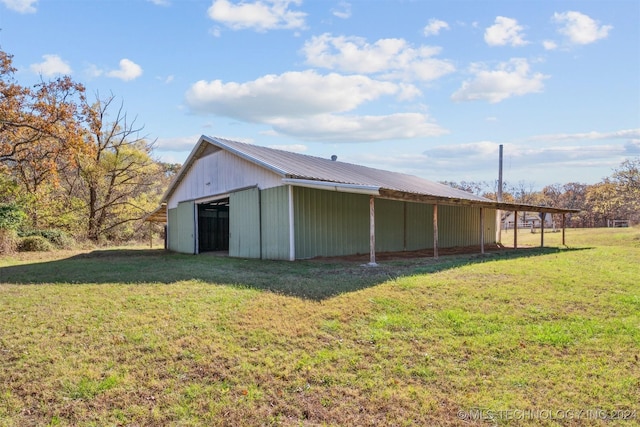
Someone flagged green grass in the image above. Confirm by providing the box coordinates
[0,228,639,426]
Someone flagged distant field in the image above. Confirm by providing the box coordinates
[1,227,639,426]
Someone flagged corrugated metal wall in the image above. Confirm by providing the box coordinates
[294,187,370,259]
[438,205,496,247]
[170,185,496,258]
[374,198,407,252]
[167,208,178,251]
[405,202,434,250]
[167,201,195,254]
[260,186,291,260]
[291,187,495,258]
[229,188,261,258]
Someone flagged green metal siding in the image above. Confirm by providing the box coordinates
[405,202,434,250]
[229,188,261,258]
[167,208,179,251]
[438,205,496,247]
[294,187,369,259]
[375,201,461,252]
[169,201,195,254]
[374,198,404,252]
[292,190,495,258]
[260,186,291,260]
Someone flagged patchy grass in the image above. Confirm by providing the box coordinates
[0,228,639,426]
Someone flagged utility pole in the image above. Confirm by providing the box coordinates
[496,144,503,243]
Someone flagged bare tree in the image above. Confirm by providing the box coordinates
[74,93,160,241]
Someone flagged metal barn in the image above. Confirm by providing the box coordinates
[158,136,573,262]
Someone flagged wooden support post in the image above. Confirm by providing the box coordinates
[513,210,518,249]
[480,207,485,255]
[288,185,295,261]
[149,222,153,249]
[540,213,545,247]
[433,204,439,259]
[368,195,377,266]
[562,214,566,246]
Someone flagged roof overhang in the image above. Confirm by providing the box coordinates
[282,178,380,195]
[378,189,580,214]
[144,203,167,223]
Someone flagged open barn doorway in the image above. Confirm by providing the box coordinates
[198,198,229,252]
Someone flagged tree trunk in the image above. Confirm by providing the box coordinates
[88,186,99,241]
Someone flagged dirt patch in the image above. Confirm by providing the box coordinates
[310,244,505,263]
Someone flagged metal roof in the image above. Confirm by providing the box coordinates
[203,136,491,203]
[159,135,579,215]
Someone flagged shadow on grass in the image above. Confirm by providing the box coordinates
[0,246,592,301]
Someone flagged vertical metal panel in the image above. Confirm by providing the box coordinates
[437,205,496,247]
[229,188,261,258]
[168,150,282,209]
[484,208,497,245]
[439,205,476,247]
[405,202,434,250]
[374,198,405,252]
[293,187,369,259]
[260,186,291,260]
[167,208,178,251]
[169,201,195,254]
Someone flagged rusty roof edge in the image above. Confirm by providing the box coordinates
[377,189,581,214]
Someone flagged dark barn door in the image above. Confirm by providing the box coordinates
[198,199,230,252]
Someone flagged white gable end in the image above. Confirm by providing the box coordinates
[167,149,283,209]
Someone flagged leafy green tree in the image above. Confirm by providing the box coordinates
[0,203,25,230]
[74,94,161,242]
[586,180,624,226]
[0,48,86,227]
[611,158,640,222]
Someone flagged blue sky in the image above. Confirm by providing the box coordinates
[1,0,638,188]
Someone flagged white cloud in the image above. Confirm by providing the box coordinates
[425,141,500,159]
[1,0,37,13]
[625,140,640,154]
[269,112,447,142]
[423,19,449,37]
[185,70,407,121]
[528,129,640,142]
[147,0,170,5]
[184,70,447,142]
[331,1,351,19]
[106,59,143,81]
[484,16,528,47]
[85,64,104,78]
[451,58,548,103]
[552,11,612,45]
[207,0,306,31]
[542,40,558,51]
[414,139,631,181]
[155,135,202,152]
[29,54,72,76]
[301,33,455,82]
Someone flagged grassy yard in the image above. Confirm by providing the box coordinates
[0,228,639,426]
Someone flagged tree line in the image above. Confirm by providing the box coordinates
[0,48,179,249]
[441,157,640,227]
